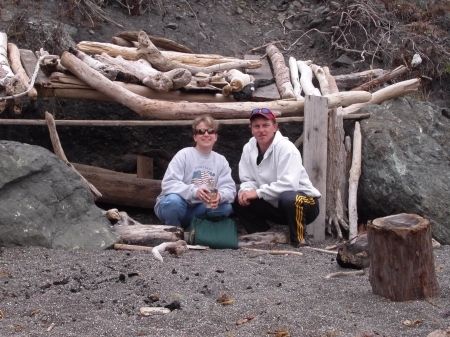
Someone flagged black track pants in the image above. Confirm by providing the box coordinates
[233,191,319,244]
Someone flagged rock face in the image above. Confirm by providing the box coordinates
[358,97,450,245]
[0,141,120,250]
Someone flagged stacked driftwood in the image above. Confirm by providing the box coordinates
[0,29,422,244]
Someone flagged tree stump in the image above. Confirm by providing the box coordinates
[367,213,440,301]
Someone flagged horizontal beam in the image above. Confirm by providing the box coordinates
[0,113,369,127]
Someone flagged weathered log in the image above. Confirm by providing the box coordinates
[69,47,121,80]
[367,213,440,301]
[114,224,184,246]
[266,44,295,99]
[114,31,194,54]
[77,41,261,68]
[59,50,372,119]
[348,122,361,239]
[0,32,25,114]
[288,56,302,99]
[111,36,138,48]
[350,65,409,92]
[7,43,38,100]
[310,64,331,96]
[222,69,252,96]
[238,232,289,247]
[297,60,321,96]
[342,78,421,114]
[137,31,259,74]
[44,111,102,200]
[334,69,388,91]
[336,233,369,269]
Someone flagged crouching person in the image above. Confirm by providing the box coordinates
[155,114,236,228]
[233,108,321,247]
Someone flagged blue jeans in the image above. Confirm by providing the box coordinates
[157,194,233,228]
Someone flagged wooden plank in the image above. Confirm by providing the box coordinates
[18,49,51,85]
[244,54,280,101]
[137,155,153,179]
[302,95,328,242]
[79,171,161,208]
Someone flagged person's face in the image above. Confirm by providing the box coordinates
[193,122,218,149]
[250,116,277,147]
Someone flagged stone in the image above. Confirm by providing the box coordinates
[333,54,354,67]
[0,141,120,250]
[358,97,450,245]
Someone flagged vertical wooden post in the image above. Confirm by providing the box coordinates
[137,155,154,179]
[303,95,328,241]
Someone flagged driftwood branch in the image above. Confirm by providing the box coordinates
[350,66,409,92]
[241,247,303,256]
[297,60,321,96]
[44,111,102,200]
[348,122,362,239]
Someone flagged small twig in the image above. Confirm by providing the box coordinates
[325,269,365,279]
[325,232,364,251]
[242,247,303,256]
[47,323,56,332]
[309,247,338,255]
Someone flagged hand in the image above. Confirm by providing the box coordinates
[238,190,258,206]
[196,188,219,209]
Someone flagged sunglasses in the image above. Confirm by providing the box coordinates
[195,128,216,135]
[251,108,276,120]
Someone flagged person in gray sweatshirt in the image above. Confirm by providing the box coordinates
[233,108,321,247]
[155,114,236,228]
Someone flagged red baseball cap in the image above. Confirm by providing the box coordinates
[250,108,277,122]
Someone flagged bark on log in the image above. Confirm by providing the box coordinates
[76,41,260,68]
[342,78,421,114]
[114,224,184,247]
[350,66,409,92]
[334,69,387,91]
[367,213,440,301]
[7,43,38,100]
[348,122,361,240]
[59,51,372,119]
[266,44,295,99]
[114,31,194,54]
[44,111,102,200]
[297,60,321,96]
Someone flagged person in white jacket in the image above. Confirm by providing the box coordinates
[233,108,321,247]
[155,115,236,228]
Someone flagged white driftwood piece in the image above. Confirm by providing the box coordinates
[151,240,188,262]
[342,78,421,114]
[59,51,372,119]
[325,269,365,279]
[222,69,252,96]
[114,224,184,247]
[238,232,289,247]
[7,43,38,100]
[289,56,302,99]
[310,64,331,96]
[348,122,362,240]
[266,44,295,99]
[297,60,321,96]
[0,32,25,114]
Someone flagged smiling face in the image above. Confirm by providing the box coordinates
[193,121,218,154]
[250,115,278,151]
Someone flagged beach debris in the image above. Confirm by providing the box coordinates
[241,247,303,257]
[139,307,170,316]
[216,294,234,306]
[266,329,290,337]
[325,269,365,279]
[402,319,423,327]
[236,313,256,325]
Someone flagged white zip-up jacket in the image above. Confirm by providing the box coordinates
[238,131,321,208]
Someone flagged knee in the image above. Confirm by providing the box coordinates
[160,194,186,214]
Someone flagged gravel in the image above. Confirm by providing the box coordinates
[0,236,449,337]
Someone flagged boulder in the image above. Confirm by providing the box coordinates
[358,97,450,245]
[0,141,120,250]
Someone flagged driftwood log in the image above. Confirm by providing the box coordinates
[59,51,372,119]
[266,44,295,99]
[238,232,289,247]
[7,43,37,100]
[334,69,388,91]
[76,40,261,68]
[350,65,409,92]
[114,224,184,247]
[297,60,321,96]
[367,213,440,301]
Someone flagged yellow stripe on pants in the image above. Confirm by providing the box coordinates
[295,195,316,242]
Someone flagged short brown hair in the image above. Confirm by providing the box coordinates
[192,114,219,134]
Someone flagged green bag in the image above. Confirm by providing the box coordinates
[187,212,238,249]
